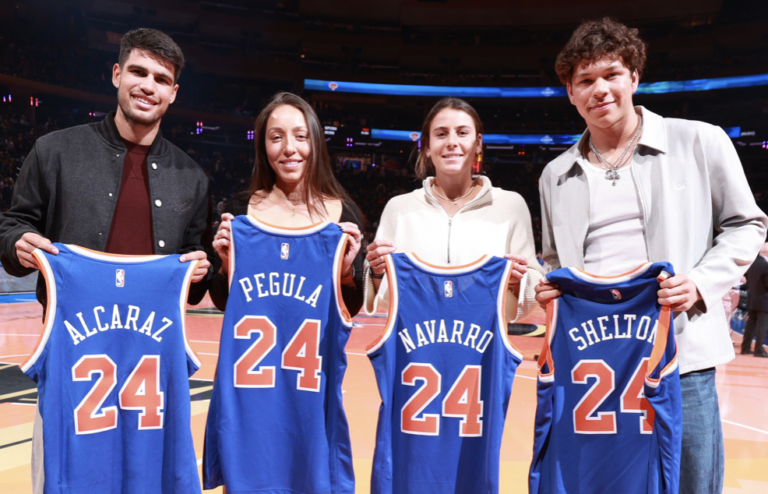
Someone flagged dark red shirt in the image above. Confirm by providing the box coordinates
[105,140,154,254]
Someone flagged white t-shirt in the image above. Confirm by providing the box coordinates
[583,163,649,275]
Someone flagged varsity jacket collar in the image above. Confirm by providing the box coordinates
[95,110,167,156]
[548,106,667,177]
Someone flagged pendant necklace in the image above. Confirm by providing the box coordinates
[588,114,643,186]
[432,182,475,206]
[271,190,305,216]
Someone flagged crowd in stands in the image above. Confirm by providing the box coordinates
[4,96,768,255]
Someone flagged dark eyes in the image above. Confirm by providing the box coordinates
[130,69,170,85]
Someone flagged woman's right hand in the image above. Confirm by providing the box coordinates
[214,213,235,274]
[366,240,397,276]
[534,277,561,309]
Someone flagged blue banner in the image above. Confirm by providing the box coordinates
[305,80,565,98]
[371,128,741,144]
[306,73,768,98]
[370,129,422,141]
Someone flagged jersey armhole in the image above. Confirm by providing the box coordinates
[181,260,202,369]
[498,260,524,361]
[333,233,354,328]
[366,254,398,355]
[537,298,558,382]
[20,250,57,374]
[646,306,677,387]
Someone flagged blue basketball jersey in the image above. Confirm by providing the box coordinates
[368,253,522,494]
[203,215,355,494]
[529,262,682,494]
[22,244,202,494]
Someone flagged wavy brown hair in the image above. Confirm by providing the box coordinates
[245,92,353,218]
[555,17,647,85]
[414,97,484,180]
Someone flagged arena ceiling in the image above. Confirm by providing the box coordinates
[9,0,768,85]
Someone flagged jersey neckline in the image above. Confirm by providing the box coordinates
[404,253,493,275]
[66,244,167,263]
[246,214,331,236]
[570,262,654,284]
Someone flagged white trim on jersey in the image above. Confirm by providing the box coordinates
[21,250,57,373]
[537,298,558,383]
[180,261,202,369]
[245,214,330,236]
[67,245,166,263]
[569,262,653,284]
[366,254,399,355]
[228,222,237,290]
[496,259,523,361]
[332,232,354,328]
[646,354,679,389]
[548,299,559,346]
[405,253,491,275]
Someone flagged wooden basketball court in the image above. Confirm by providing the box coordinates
[1,295,766,493]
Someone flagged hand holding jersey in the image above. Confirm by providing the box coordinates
[14,231,59,270]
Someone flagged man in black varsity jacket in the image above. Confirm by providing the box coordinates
[0,28,212,306]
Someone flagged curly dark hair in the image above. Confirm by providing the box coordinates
[555,17,647,85]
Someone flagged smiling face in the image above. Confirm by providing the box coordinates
[425,108,482,179]
[265,104,312,187]
[567,57,639,132]
[113,48,178,127]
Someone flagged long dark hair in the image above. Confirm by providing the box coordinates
[414,97,484,180]
[245,92,353,218]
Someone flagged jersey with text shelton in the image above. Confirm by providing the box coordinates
[529,262,682,494]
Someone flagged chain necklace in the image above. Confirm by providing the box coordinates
[270,189,306,217]
[588,114,643,186]
[431,182,476,206]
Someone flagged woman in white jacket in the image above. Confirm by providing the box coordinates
[364,97,544,320]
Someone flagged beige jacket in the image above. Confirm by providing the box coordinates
[540,106,768,374]
[364,176,545,321]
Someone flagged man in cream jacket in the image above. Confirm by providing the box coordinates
[535,18,768,494]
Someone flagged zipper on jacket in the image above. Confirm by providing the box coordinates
[427,182,490,265]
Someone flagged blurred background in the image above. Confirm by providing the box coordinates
[0,0,767,284]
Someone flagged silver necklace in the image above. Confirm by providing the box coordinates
[588,114,643,186]
[270,190,305,216]
[432,182,475,206]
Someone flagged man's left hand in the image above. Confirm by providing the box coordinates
[179,250,211,283]
[658,274,701,312]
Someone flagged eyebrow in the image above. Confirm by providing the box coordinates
[576,64,622,78]
[126,64,174,83]
[267,126,308,133]
[433,125,472,132]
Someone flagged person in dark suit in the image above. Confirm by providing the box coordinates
[743,243,768,357]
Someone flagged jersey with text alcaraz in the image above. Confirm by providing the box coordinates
[22,244,201,494]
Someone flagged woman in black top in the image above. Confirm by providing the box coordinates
[210,92,366,315]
